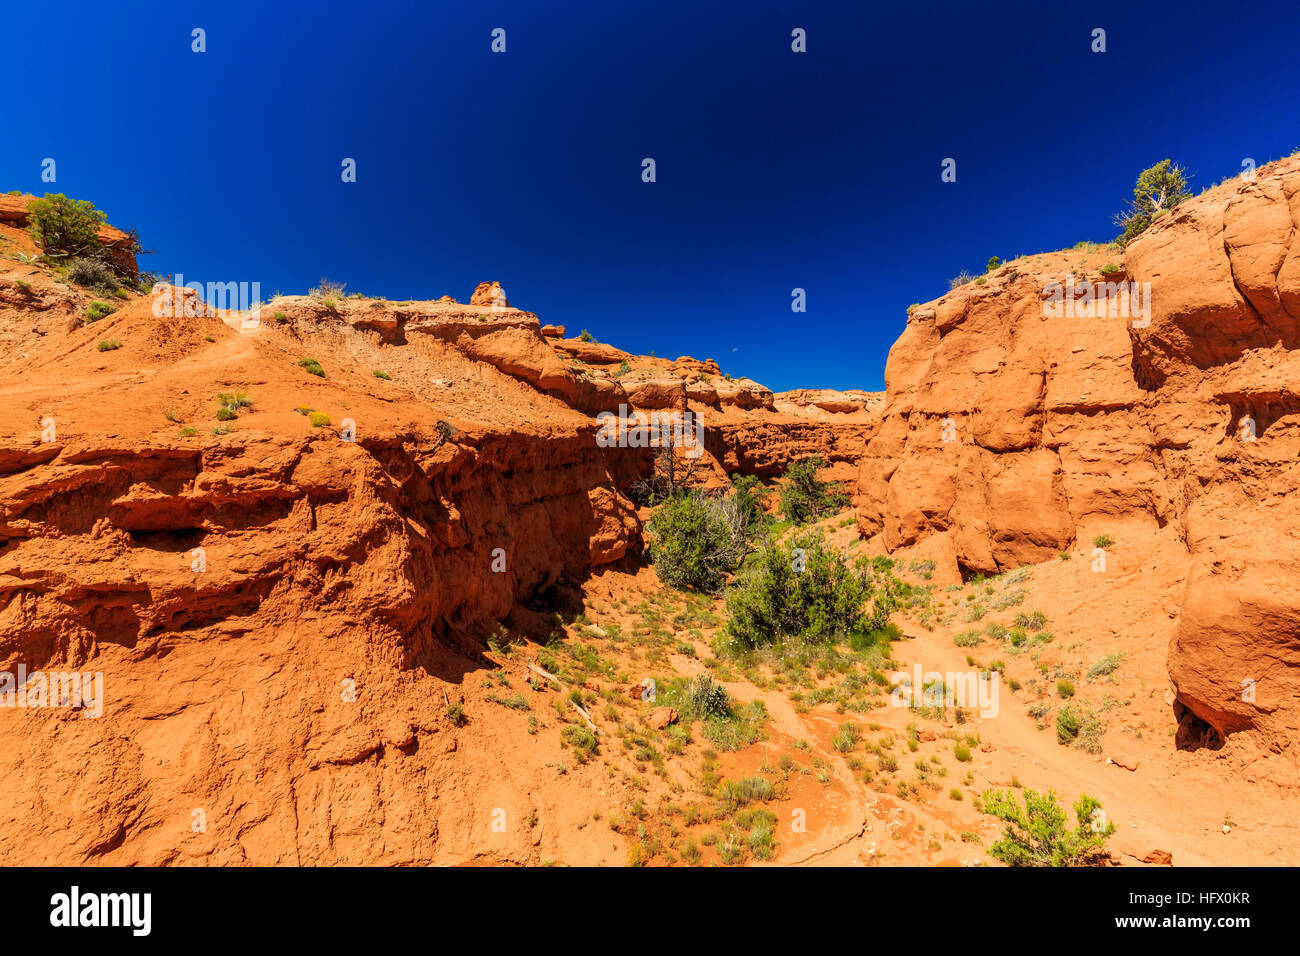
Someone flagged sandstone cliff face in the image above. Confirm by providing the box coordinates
[857,154,1300,751]
[0,200,876,864]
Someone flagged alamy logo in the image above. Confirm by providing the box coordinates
[1042,278,1151,328]
[152,273,262,327]
[49,886,151,936]
[0,666,103,718]
[595,404,704,458]
[889,663,999,718]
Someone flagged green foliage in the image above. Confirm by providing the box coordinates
[778,457,849,525]
[1086,653,1124,680]
[67,256,119,294]
[1056,705,1080,743]
[372,369,392,380]
[1092,533,1114,548]
[27,193,107,258]
[215,406,237,421]
[679,674,733,721]
[1057,678,1076,699]
[724,534,900,651]
[298,357,325,377]
[309,412,331,428]
[561,724,599,759]
[646,489,754,593]
[980,788,1115,866]
[1114,160,1191,247]
[833,722,861,753]
[84,301,117,322]
[578,329,594,342]
[986,256,1001,273]
[96,339,122,352]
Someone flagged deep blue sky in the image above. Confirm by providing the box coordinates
[4,1,1298,390]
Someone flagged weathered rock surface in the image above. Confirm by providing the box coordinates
[857,154,1300,751]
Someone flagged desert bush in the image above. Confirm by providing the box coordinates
[561,724,599,760]
[96,339,122,352]
[66,256,119,294]
[679,674,733,721]
[1015,609,1048,630]
[309,412,331,428]
[646,489,756,593]
[84,301,116,322]
[724,535,900,651]
[27,194,106,259]
[1057,678,1076,698]
[778,457,849,525]
[1092,533,1114,548]
[1086,653,1124,680]
[1114,160,1191,247]
[948,270,974,290]
[298,358,325,377]
[980,788,1115,866]
[372,369,391,380]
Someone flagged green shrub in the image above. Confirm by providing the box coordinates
[178,427,198,438]
[1114,159,1191,248]
[1086,653,1124,680]
[646,490,752,593]
[1100,263,1119,275]
[954,741,973,762]
[833,722,861,753]
[27,193,107,258]
[980,788,1115,866]
[953,629,982,647]
[986,256,1001,273]
[1015,610,1047,630]
[679,674,733,721]
[778,457,849,525]
[67,256,119,294]
[372,369,391,380]
[1092,533,1114,548]
[84,301,117,322]
[724,535,900,651]
[1057,678,1075,698]
[1056,705,1080,744]
[298,358,325,377]
[96,339,122,352]
[309,412,331,428]
[215,407,237,421]
[561,724,599,760]
[578,329,593,342]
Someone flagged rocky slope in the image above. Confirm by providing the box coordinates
[0,202,875,864]
[857,154,1300,756]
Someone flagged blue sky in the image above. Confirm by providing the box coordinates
[3,0,1298,390]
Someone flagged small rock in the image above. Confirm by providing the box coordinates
[646,707,678,730]
[1108,752,1140,771]
[627,679,655,702]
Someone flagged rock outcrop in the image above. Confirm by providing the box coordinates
[857,154,1300,751]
